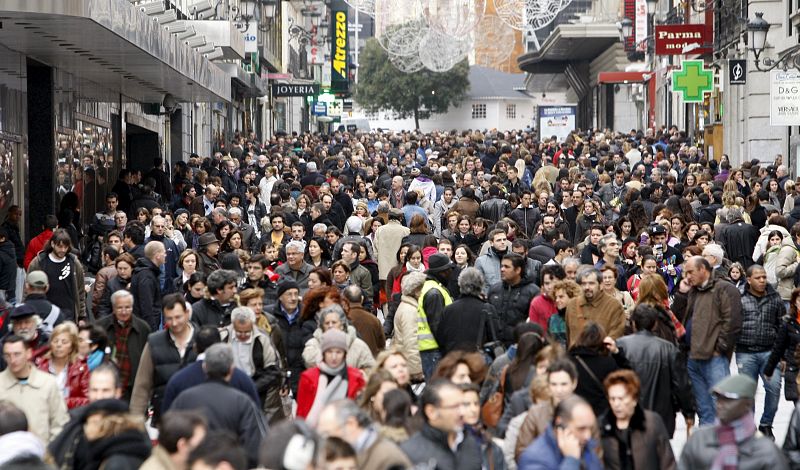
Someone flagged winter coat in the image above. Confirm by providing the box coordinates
[518,425,603,470]
[358,432,414,470]
[191,297,235,327]
[37,357,90,410]
[437,294,498,356]
[737,285,784,352]
[295,366,366,418]
[393,294,423,378]
[95,314,150,399]
[130,257,162,331]
[718,219,760,268]
[783,402,800,468]
[454,198,480,220]
[679,424,788,470]
[616,330,694,436]
[408,176,437,204]
[752,223,792,263]
[487,276,540,346]
[510,205,541,239]
[0,367,69,443]
[401,423,483,470]
[565,291,626,348]
[433,198,458,238]
[568,346,627,418]
[479,197,510,223]
[86,429,151,470]
[23,228,53,270]
[348,305,385,357]
[767,314,800,377]
[673,276,742,360]
[171,380,267,466]
[268,302,316,394]
[600,406,676,470]
[475,247,505,291]
[0,241,16,293]
[302,325,376,372]
[220,324,283,415]
[96,275,130,318]
[775,236,800,300]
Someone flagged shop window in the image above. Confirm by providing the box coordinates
[506,104,517,119]
[472,103,486,119]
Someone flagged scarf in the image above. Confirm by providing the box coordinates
[406,262,425,273]
[307,364,349,426]
[113,321,132,391]
[712,411,756,470]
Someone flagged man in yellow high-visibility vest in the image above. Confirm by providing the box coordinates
[417,253,454,379]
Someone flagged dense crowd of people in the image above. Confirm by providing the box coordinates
[0,126,799,468]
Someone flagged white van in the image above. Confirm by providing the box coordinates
[338,117,371,133]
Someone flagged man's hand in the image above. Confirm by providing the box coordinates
[678,278,691,294]
[685,416,694,439]
[604,336,619,354]
[556,426,581,459]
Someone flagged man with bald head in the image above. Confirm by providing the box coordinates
[389,176,406,209]
[673,255,742,426]
[191,184,219,216]
[131,240,167,331]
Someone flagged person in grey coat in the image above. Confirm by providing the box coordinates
[679,374,788,470]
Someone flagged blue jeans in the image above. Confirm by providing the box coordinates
[421,349,442,380]
[737,351,782,426]
[687,356,731,426]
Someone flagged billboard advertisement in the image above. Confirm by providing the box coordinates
[538,106,577,143]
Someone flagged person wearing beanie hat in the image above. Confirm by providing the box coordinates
[295,328,366,425]
[680,374,785,468]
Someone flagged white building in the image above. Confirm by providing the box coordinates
[368,66,537,131]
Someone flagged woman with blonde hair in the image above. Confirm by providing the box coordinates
[37,321,90,409]
[635,274,684,344]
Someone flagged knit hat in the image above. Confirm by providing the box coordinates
[83,399,129,422]
[713,374,757,400]
[276,280,300,299]
[174,208,190,219]
[320,329,347,354]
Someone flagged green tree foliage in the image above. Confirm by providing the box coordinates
[354,38,470,129]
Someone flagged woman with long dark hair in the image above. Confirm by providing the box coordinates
[568,322,627,417]
[305,236,331,268]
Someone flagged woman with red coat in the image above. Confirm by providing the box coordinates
[296,328,365,425]
[37,321,90,409]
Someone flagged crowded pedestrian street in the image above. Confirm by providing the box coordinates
[1,0,800,469]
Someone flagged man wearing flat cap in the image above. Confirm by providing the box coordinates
[197,233,221,277]
[679,374,787,469]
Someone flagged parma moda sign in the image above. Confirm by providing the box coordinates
[655,24,711,56]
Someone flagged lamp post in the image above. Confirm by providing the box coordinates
[747,12,800,71]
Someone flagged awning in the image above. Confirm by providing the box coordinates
[597,71,654,84]
[517,23,620,72]
[0,0,230,103]
[216,63,267,98]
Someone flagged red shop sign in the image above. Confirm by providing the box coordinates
[654,24,711,56]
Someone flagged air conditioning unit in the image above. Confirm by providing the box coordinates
[153,9,177,24]
[195,43,216,55]
[205,48,224,61]
[140,1,166,15]
[164,21,188,34]
[178,26,197,40]
[186,35,206,48]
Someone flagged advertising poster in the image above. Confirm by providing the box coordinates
[538,106,577,142]
[770,70,800,126]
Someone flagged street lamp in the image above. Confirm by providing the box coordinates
[618,17,634,38]
[747,12,800,71]
[646,0,658,15]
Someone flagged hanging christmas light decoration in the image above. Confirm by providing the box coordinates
[418,28,472,72]
[379,18,428,57]
[493,0,528,30]
[527,0,572,30]
[422,0,486,38]
[474,15,516,67]
[344,0,376,15]
[390,51,425,73]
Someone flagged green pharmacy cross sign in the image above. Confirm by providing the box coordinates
[672,60,714,103]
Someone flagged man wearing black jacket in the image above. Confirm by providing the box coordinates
[191,269,238,327]
[130,241,165,332]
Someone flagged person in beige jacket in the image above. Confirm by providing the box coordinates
[0,335,68,443]
[374,209,410,283]
[303,304,375,373]
[392,271,427,381]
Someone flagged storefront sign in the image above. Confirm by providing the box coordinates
[671,60,713,103]
[635,0,648,52]
[272,83,320,97]
[312,102,328,116]
[244,21,258,53]
[330,0,349,93]
[729,59,746,85]
[538,106,577,143]
[655,25,711,56]
[327,99,344,117]
[770,70,800,126]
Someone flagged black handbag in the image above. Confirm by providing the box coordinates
[478,304,506,363]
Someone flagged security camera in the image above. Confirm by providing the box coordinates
[163,94,179,114]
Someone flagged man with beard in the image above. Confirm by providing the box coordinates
[565,268,625,347]
[475,229,509,292]
[0,304,50,370]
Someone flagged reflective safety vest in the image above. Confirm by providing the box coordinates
[416,279,453,352]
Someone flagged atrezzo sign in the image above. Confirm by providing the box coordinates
[330,0,349,93]
[271,84,320,97]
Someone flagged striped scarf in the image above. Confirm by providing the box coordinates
[712,411,756,470]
